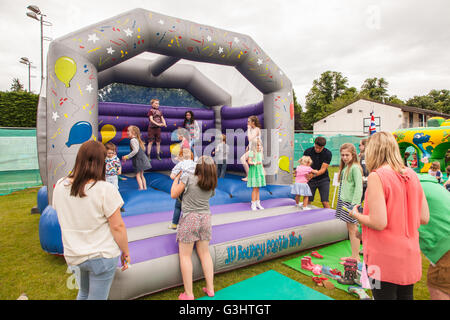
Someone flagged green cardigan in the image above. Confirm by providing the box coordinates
[339,164,363,205]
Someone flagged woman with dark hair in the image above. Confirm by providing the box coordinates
[52,140,130,300]
[240,115,262,182]
[171,155,217,300]
[184,111,201,160]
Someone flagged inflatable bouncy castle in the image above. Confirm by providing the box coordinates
[393,117,450,173]
[37,8,348,299]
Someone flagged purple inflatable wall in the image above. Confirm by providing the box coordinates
[98,102,215,173]
[220,101,264,172]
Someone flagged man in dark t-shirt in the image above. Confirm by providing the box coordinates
[303,136,332,209]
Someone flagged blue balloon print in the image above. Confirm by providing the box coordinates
[66,121,93,147]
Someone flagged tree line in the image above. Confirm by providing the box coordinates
[294,71,450,130]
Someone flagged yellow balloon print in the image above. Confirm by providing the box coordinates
[170,143,181,156]
[278,156,290,173]
[55,56,77,88]
[100,124,116,144]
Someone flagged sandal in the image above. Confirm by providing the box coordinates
[312,276,334,290]
[311,251,323,259]
[330,268,342,277]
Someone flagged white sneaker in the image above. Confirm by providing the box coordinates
[303,206,311,210]
[256,200,264,210]
[251,202,257,211]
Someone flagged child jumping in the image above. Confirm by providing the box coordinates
[291,156,318,210]
[105,142,122,189]
[335,143,363,262]
[247,139,266,211]
[169,148,196,229]
[122,126,152,190]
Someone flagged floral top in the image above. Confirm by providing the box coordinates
[105,156,121,177]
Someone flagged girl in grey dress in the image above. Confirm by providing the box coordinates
[122,126,151,190]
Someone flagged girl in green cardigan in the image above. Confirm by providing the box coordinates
[335,143,363,261]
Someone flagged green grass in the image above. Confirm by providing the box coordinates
[0,167,431,300]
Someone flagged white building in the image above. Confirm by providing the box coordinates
[313,98,449,135]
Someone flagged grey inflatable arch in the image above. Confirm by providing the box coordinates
[38,8,294,202]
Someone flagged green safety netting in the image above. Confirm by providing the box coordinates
[294,133,364,166]
[0,128,42,196]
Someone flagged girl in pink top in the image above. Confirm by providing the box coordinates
[291,156,318,210]
[349,132,429,300]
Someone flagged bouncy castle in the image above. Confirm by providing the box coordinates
[36,8,348,299]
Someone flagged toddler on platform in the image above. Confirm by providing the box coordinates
[291,156,318,210]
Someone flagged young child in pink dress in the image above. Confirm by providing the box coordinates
[291,156,318,210]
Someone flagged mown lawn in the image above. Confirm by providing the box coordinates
[0,167,430,300]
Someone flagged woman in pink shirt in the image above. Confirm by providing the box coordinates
[291,156,318,210]
[349,132,429,300]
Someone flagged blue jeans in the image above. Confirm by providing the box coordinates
[172,197,182,225]
[75,256,119,300]
[217,163,227,178]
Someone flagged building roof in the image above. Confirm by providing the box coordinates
[359,98,450,118]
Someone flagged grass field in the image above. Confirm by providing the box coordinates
[0,167,431,300]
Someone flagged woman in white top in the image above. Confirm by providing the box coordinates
[52,140,130,300]
[240,116,262,182]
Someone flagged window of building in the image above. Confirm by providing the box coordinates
[347,108,353,113]
[363,117,381,133]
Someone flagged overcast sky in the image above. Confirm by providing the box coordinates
[1,0,449,107]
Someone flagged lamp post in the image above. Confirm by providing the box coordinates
[19,57,33,92]
[26,5,52,86]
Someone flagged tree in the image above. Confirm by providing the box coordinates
[292,90,303,130]
[10,78,25,92]
[361,77,389,102]
[303,71,349,129]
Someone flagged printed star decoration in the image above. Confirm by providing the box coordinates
[124,28,133,37]
[52,112,59,122]
[88,33,100,43]
[86,84,94,93]
[233,37,240,43]
[218,47,224,54]
[257,58,263,66]
[206,35,212,42]
[158,19,164,25]
[106,47,115,55]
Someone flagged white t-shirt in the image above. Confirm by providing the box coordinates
[52,178,124,266]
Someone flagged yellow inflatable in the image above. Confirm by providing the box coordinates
[393,118,449,173]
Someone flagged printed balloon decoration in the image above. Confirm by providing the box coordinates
[55,56,77,88]
[170,143,181,156]
[66,121,93,147]
[100,124,117,144]
[278,155,290,173]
